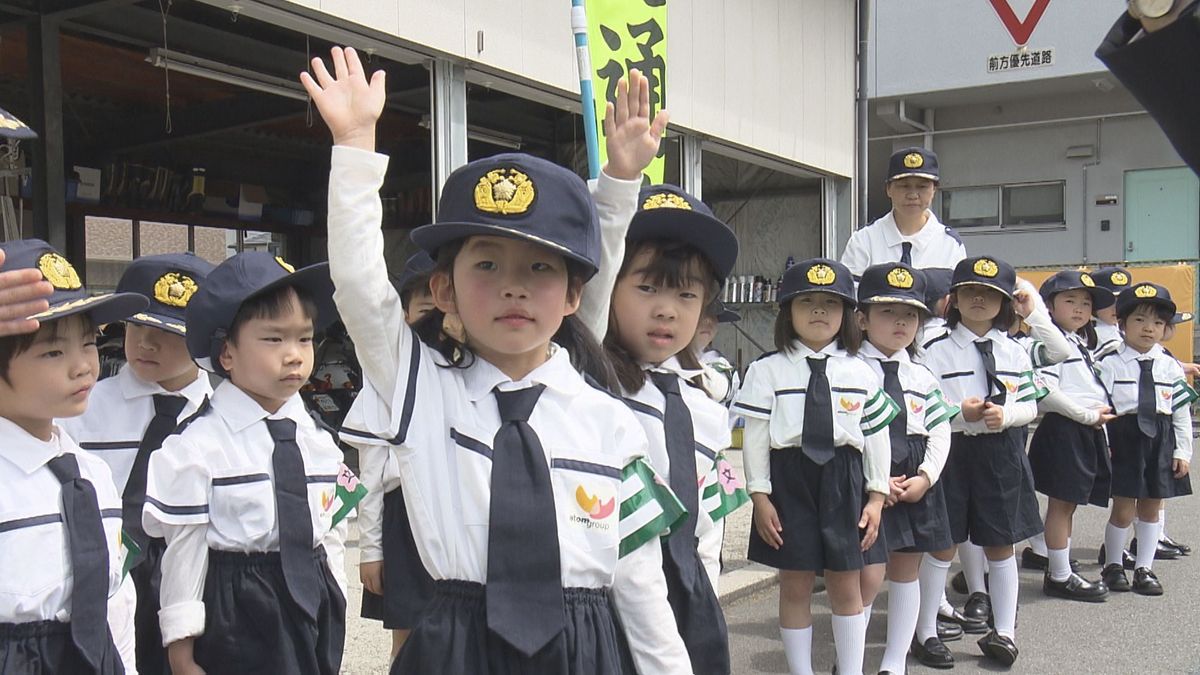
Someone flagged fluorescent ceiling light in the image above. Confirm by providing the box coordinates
[147,48,309,101]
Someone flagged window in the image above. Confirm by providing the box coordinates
[941,187,999,228]
[1003,182,1065,226]
[940,181,1065,229]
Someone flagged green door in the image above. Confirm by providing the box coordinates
[1125,167,1200,262]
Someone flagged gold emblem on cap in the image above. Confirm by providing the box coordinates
[276,257,295,274]
[1111,271,1129,286]
[903,152,924,169]
[474,169,536,215]
[1134,284,1158,298]
[37,252,82,290]
[887,267,914,289]
[973,258,999,278]
[1080,273,1096,287]
[807,264,836,286]
[642,193,693,210]
[153,273,197,308]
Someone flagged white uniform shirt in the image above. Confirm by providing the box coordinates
[1096,342,1194,462]
[142,381,349,644]
[857,342,957,485]
[1036,331,1110,410]
[1094,320,1122,354]
[60,365,212,492]
[840,210,967,280]
[732,341,895,495]
[327,146,692,674]
[0,417,134,665]
[621,358,735,590]
[921,324,1040,435]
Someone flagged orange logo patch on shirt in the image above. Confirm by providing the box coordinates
[574,486,616,521]
[839,397,862,412]
[909,399,924,414]
[1005,380,1019,394]
[321,490,335,512]
[1161,389,1172,401]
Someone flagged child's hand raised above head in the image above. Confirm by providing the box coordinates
[301,46,387,152]
[602,68,670,181]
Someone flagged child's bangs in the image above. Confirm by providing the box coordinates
[622,240,717,297]
[1121,301,1174,323]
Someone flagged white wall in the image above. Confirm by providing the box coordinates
[290,0,857,177]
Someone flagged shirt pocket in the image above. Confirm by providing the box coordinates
[209,467,276,544]
[306,473,338,541]
[0,509,67,600]
[450,427,495,527]
[549,449,622,554]
[769,389,809,446]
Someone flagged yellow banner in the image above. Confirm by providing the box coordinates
[586,0,667,184]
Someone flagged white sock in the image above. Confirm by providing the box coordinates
[1105,522,1130,567]
[880,580,920,674]
[917,556,951,643]
[938,592,954,616]
[1029,532,1048,557]
[987,555,1019,640]
[1160,508,1168,539]
[960,541,987,594]
[1047,547,1072,582]
[863,603,873,632]
[831,613,866,675]
[1135,519,1160,570]
[780,626,815,675]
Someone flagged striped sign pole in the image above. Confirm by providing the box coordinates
[571,0,602,180]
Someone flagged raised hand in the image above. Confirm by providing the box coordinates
[0,248,51,337]
[301,46,387,151]
[602,68,670,181]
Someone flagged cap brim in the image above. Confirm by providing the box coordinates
[861,296,931,313]
[628,209,738,281]
[125,310,188,336]
[1045,284,1116,310]
[888,172,939,182]
[411,222,597,277]
[951,280,1014,299]
[1173,312,1193,325]
[779,287,857,306]
[27,292,148,326]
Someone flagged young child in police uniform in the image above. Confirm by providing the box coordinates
[920,256,1045,667]
[141,252,358,675]
[60,252,214,675]
[308,47,695,673]
[733,258,894,675]
[357,251,437,662]
[841,148,966,281]
[853,263,959,672]
[598,185,750,675]
[0,239,146,674]
[692,299,742,408]
[1092,266,1132,353]
[1096,282,1193,596]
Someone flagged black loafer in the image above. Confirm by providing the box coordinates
[940,603,988,634]
[1021,547,1080,572]
[977,630,1019,667]
[1131,537,1181,561]
[962,592,992,627]
[1161,533,1191,555]
[910,636,955,669]
[1043,572,1108,602]
[1101,563,1131,592]
[1098,543,1136,570]
[1132,567,1164,596]
[936,616,964,641]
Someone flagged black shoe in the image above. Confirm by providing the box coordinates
[1021,547,1081,573]
[1098,543,1136,570]
[936,616,964,642]
[1101,563,1131,592]
[1131,537,1181,561]
[1161,533,1191,555]
[1132,567,1164,596]
[940,603,988,634]
[1043,572,1108,602]
[911,636,955,669]
[962,592,992,628]
[977,630,1019,667]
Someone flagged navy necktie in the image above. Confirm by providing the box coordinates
[47,453,109,670]
[487,385,565,656]
[974,340,1007,405]
[649,371,699,587]
[123,394,187,547]
[880,360,909,463]
[1137,359,1158,437]
[802,357,836,465]
[264,418,321,622]
[900,241,913,266]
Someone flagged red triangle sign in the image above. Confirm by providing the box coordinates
[989,0,1051,46]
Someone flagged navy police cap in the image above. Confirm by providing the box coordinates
[921,267,954,310]
[1116,282,1175,318]
[1092,266,1132,295]
[628,185,739,282]
[778,258,856,306]
[1038,270,1115,311]
[0,238,146,325]
[0,106,36,140]
[411,153,600,278]
[185,251,337,373]
[116,252,215,336]
[391,250,436,294]
[951,256,1016,299]
[858,262,929,313]
[888,147,939,183]
[706,298,740,324]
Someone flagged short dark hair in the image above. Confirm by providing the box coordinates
[399,275,433,310]
[1118,301,1175,325]
[945,287,1017,331]
[774,297,862,355]
[228,285,319,345]
[0,314,96,384]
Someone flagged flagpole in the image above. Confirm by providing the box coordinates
[571,0,602,180]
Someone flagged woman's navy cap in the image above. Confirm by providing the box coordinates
[1116,282,1176,318]
[184,251,337,373]
[951,255,1016,299]
[628,185,739,281]
[1092,266,1132,295]
[921,267,954,309]
[857,262,929,312]
[411,153,600,278]
[0,238,146,325]
[1038,270,1115,310]
[391,250,436,293]
[0,107,36,140]
[116,252,216,336]
[888,147,939,183]
[706,298,740,323]
[778,258,856,306]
